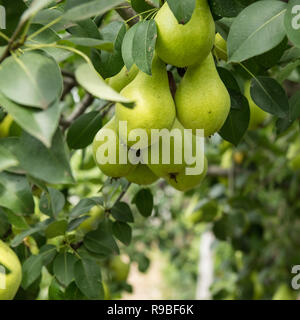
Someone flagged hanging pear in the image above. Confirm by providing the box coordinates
[155,0,215,67]
[108,65,139,93]
[92,117,134,178]
[244,80,269,130]
[126,164,159,185]
[175,53,231,137]
[115,55,176,149]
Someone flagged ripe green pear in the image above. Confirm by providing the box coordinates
[0,115,13,138]
[214,33,228,61]
[77,205,105,234]
[155,0,215,67]
[108,65,139,93]
[175,53,230,137]
[93,117,134,178]
[109,256,130,282]
[115,55,176,149]
[165,157,208,192]
[244,80,269,130]
[0,240,22,300]
[144,119,202,177]
[126,164,159,185]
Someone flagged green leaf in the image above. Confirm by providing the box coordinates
[131,0,155,14]
[0,51,63,109]
[122,24,139,70]
[217,67,241,92]
[112,221,132,246]
[0,94,61,147]
[0,172,34,215]
[67,19,102,39]
[39,244,57,266]
[64,0,124,22]
[75,63,133,107]
[284,0,300,48]
[21,255,43,289]
[69,197,103,220]
[219,90,250,146]
[48,278,65,300]
[33,8,69,32]
[62,37,113,51]
[228,1,287,62]
[84,219,119,256]
[53,252,78,287]
[15,130,74,184]
[250,76,289,118]
[21,0,54,23]
[67,111,102,150]
[208,0,254,18]
[111,202,134,223]
[132,20,157,75]
[167,0,196,24]
[132,188,153,217]
[3,209,29,230]
[64,281,88,300]
[48,187,66,217]
[0,144,19,172]
[74,259,103,299]
[45,220,68,239]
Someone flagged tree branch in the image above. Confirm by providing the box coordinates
[116,2,140,26]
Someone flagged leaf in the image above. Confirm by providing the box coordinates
[0,94,61,147]
[284,0,300,48]
[0,172,34,215]
[64,281,88,300]
[75,63,133,107]
[74,259,103,299]
[167,0,196,24]
[132,188,153,217]
[132,20,157,75]
[131,0,155,14]
[219,90,250,146]
[111,202,134,223]
[69,197,103,220]
[21,255,43,289]
[48,187,66,217]
[0,51,63,109]
[67,19,102,39]
[21,0,53,23]
[0,144,19,172]
[33,8,69,32]
[228,1,287,62]
[3,209,29,230]
[64,0,124,22]
[112,221,132,246]
[92,21,126,78]
[122,24,139,70]
[45,220,68,239]
[84,219,119,256]
[48,278,65,300]
[53,252,78,287]
[62,37,113,51]
[250,76,289,118]
[67,111,102,150]
[217,67,241,92]
[39,244,57,266]
[15,130,74,185]
[208,0,254,18]
[11,218,53,247]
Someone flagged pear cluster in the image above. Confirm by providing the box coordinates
[93,0,231,192]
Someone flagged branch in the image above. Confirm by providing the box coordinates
[116,2,140,26]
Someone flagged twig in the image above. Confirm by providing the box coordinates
[116,2,139,26]
[113,182,132,206]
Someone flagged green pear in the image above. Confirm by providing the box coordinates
[0,240,22,300]
[77,205,105,234]
[109,256,130,282]
[126,164,159,185]
[115,55,176,149]
[175,53,230,137]
[244,80,269,130]
[155,0,215,67]
[93,117,134,178]
[144,119,203,177]
[108,65,139,93]
[165,157,208,192]
[0,115,13,138]
[214,33,228,61]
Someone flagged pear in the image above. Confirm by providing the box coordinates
[108,65,139,93]
[175,53,230,137]
[214,33,228,61]
[109,256,130,282]
[126,164,158,185]
[0,240,22,300]
[77,205,105,235]
[244,80,269,130]
[93,117,134,178]
[166,157,208,192]
[115,55,176,149]
[0,114,13,138]
[155,0,215,67]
